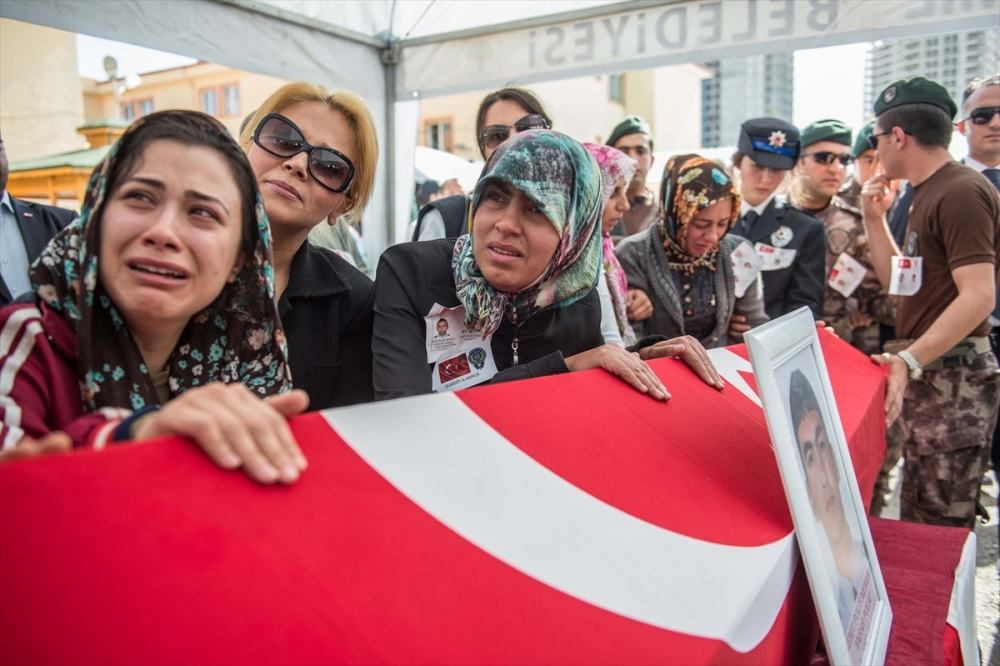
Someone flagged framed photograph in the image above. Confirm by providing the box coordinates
[745,307,892,665]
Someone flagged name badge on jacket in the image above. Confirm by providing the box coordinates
[828,252,866,298]
[888,256,922,296]
[731,240,764,298]
[425,303,498,392]
[754,243,797,271]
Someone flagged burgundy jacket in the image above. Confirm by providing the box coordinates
[0,303,127,451]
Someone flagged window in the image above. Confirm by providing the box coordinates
[223,85,240,116]
[608,73,624,103]
[424,119,453,152]
[121,103,135,121]
[139,99,154,116]
[200,88,218,116]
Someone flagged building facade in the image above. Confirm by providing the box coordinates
[416,64,712,162]
[864,29,1000,120]
[700,54,795,148]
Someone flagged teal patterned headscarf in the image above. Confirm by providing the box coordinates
[452,129,602,337]
[30,110,291,413]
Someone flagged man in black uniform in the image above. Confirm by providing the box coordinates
[731,118,826,323]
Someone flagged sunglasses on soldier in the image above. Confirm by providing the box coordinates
[478,114,551,152]
[802,151,853,167]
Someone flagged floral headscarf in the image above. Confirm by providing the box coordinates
[30,110,291,413]
[583,143,638,345]
[658,154,741,276]
[452,130,602,338]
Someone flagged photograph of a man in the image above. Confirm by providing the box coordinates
[435,318,451,338]
[788,368,869,633]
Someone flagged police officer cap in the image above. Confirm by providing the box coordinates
[873,77,957,120]
[607,115,652,147]
[800,119,852,149]
[737,117,800,170]
[852,121,875,158]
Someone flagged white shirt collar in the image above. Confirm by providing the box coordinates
[0,190,11,213]
[740,192,776,217]
[964,155,999,172]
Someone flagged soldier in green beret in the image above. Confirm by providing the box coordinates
[789,119,895,357]
[606,115,658,240]
[862,76,1000,528]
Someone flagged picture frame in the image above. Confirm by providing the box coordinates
[744,307,892,665]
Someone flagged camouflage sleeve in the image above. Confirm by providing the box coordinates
[852,235,897,326]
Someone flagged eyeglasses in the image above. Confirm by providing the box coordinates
[867,131,892,150]
[964,106,1000,126]
[802,151,853,167]
[253,113,355,193]
[478,114,551,152]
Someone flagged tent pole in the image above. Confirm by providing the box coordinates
[382,38,401,253]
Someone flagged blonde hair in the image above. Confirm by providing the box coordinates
[240,81,378,223]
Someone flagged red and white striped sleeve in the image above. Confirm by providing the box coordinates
[0,304,127,451]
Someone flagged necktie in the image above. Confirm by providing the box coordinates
[742,210,759,236]
[983,168,1000,192]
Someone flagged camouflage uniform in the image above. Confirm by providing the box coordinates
[813,180,896,357]
[899,351,1000,528]
[816,180,903,517]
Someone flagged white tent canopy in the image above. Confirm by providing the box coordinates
[2,0,996,261]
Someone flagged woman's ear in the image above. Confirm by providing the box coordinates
[228,253,245,283]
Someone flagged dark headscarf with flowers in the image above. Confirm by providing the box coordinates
[657,154,741,276]
[452,130,602,338]
[30,110,291,413]
[582,142,638,346]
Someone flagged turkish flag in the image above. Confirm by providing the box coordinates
[0,331,885,665]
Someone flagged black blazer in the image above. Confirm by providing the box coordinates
[372,239,604,401]
[279,241,375,410]
[1,197,77,306]
[743,198,826,320]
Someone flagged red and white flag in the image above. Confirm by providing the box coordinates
[0,333,885,664]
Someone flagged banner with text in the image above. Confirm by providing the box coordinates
[401,0,999,98]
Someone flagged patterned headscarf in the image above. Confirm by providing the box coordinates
[583,143,638,346]
[452,130,602,338]
[658,154,741,276]
[30,110,291,413]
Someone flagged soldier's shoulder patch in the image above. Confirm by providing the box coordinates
[827,228,851,255]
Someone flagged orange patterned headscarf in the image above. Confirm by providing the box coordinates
[657,154,740,275]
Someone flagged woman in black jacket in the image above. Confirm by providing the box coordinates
[241,83,377,409]
[373,130,723,400]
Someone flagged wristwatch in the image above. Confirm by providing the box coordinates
[896,349,923,380]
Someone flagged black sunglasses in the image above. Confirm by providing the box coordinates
[867,131,892,150]
[253,113,355,193]
[478,114,551,152]
[802,151,853,167]
[964,106,1000,126]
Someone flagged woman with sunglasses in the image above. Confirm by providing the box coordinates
[788,119,895,355]
[373,130,724,400]
[240,82,378,410]
[411,87,552,242]
[615,154,769,348]
[0,111,310,485]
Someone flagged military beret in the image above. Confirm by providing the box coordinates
[874,77,957,120]
[852,121,875,158]
[607,115,652,147]
[800,119,852,149]
[737,117,800,170]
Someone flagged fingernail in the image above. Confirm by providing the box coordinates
[282,464,300,480]
[261,464,280,482]
[222,453,241,469]
[295,454,308,469]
